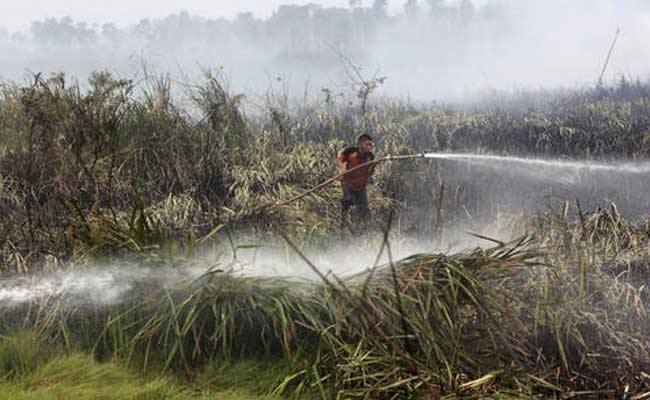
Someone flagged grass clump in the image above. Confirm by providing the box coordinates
[0,331,59,380]
[0,352,277,400]
[196,358,291,398]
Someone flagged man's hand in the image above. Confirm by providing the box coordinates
[337,167,346,181]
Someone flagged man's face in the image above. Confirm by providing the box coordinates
[359,139,374,154]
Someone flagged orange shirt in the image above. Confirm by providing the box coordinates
[337,147,375,192]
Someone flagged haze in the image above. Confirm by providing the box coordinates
[2,0,352,32]
[1,1,494,32]
[0,0,648,101]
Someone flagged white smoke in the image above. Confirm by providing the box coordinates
[1,0,648,101]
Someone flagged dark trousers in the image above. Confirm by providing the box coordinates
[341,185,370,227]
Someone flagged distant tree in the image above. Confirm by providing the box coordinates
[480,2,505,22]
[72,21,96,45]
[30,17,95,46]
[459,0,475,25]
[371,0,388,18]
[404,0,421,19]
[31,17,64,44]
[156,11,201,44]
[268,5,316,60]
[233,12,259,42]
[11,31,26,43]
[133,18,154,42]
[426,0,445,15]
[101,23,120,45]
[312,7,353,51]
[101,23,118,37]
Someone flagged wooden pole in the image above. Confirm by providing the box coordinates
[598,28,621,86]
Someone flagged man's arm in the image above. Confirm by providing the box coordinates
[336,153,348,181]
[368,152,377,175]
[336,152,347,173]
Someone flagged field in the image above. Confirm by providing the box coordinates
[1,72,650,398]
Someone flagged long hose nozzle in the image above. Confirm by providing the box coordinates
[383,153,425,161]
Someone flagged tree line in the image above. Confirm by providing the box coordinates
[2,0,502,65]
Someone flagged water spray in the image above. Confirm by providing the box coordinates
[0,264,211,307]
[422,152,650,173]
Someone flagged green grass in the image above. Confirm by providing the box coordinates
[196,359,291,395]
[0,352,531,400]
[0,346,281,400]
[0,330,289,400]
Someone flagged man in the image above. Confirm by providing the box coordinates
[336,134,376,228]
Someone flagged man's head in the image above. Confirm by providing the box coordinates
[357,134,374,154]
